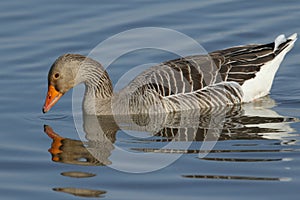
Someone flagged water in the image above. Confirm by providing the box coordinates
[1,0,300,199]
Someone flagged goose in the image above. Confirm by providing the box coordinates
[42,33,297,115]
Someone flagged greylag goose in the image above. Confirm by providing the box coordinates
[42,33,297,115]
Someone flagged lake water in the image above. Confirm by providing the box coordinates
[1,0,300,199]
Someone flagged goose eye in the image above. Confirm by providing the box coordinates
[54,73,60,79]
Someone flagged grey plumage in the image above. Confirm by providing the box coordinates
[44,34,297,115]
[111,36,294,114]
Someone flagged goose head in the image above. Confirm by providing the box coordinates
[43,54,112,113]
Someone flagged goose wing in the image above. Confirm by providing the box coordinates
[121,34,296,112]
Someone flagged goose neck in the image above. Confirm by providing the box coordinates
[78,64,113,99]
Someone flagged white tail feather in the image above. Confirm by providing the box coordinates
[288,33,298,41]
[241,33,297,102]
[274,34,286,51]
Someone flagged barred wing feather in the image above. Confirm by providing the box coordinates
[119,33,297,113]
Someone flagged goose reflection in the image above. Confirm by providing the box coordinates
[182,174,291,182]
[44,125,112,166]
[44,97,297,168]
[53,187,106,198]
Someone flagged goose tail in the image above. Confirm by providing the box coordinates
[274,33,297,53]
[241,33,297,102]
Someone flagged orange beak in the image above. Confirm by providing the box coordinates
[43,85,63,113]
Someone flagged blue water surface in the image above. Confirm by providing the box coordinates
[0,0,300,199]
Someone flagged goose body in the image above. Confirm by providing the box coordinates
[43,33,297,115]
